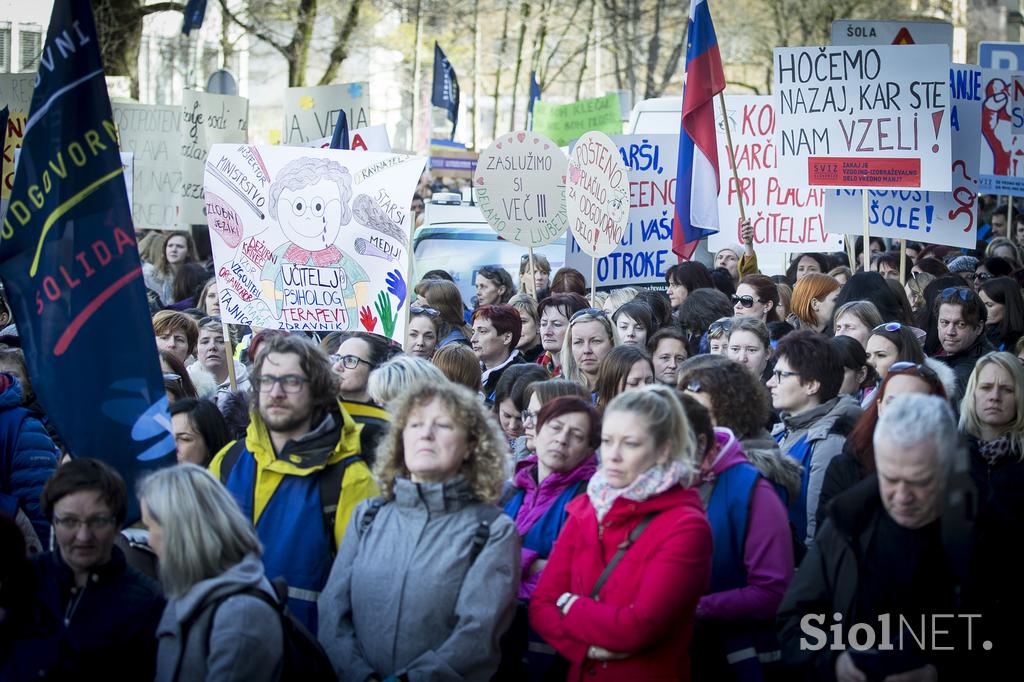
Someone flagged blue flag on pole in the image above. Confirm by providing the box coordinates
[181,0,208,35]
[528,71,541,115]
[0,0,174,519]
[431,42,460,140]
[329,109,350,150]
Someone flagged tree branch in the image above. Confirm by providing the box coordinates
[318,0,364,85]
[139,1,186,16]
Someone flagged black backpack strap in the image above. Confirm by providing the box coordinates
[589,511,659,600]
[358,497,385,538]
[470,505,503,563]
[318,455,362,554]
[217,439,247,485]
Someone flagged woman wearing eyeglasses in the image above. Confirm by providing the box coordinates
[5,459,165,680]
[733,275,780,323]
[332,332,399,465]
[499,397,600,679]
[561,309,617,391]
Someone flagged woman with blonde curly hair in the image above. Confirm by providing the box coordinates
[318,381,519,681]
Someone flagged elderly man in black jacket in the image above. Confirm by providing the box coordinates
[777,394,983,682]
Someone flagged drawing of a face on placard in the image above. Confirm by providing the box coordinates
[204,144,425,338]
[566,131,630,258]
[475,131,568,247]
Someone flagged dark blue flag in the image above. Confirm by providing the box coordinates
[0,0,174,519]
[431,42,460,140]
[329,109,349,150]
[181,0,208,35]
[528,71,541,115]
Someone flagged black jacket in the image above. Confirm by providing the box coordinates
[937,334,996,404]
[2,547,165,681]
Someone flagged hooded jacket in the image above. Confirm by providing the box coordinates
[318,477,520,682]
[530,486,712,682]
[209,402,378,631]
[740,429,802,505]
[772,394,862,545]
[155,553,282,682]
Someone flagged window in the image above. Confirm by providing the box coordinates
[19,25,42,72]
[0,24,11,73]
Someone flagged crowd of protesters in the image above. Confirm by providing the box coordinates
[1,207,1023,682]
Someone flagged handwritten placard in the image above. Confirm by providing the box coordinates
[1,74,34,203]
[826,65,982,249]
[708,96,842,256]
[112,102,182,229]
[979,68,1024,196]
[774,45,952,190]
[566,131,629,258]
[283,83,370,146]
[180,91,248,225]
[533,93,622,147]
[475,131,568,247]
[204,144,425,338]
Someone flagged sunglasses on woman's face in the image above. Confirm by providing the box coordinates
[731,295,758,308]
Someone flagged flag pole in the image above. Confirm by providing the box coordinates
[527,247,538,299]
[717,92,746,223]
[591,257,597,303]
[899,239,907,285]
[862,192,871,272]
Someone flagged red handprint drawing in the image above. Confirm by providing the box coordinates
[359,306,378,332]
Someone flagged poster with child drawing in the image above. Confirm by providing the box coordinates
[203,144,425,339]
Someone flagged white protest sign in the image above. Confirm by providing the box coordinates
[181,91,248,225]
[204,144,425,339]
[283,83,370,146]
[564,135,677,287]
[774,45,952,190]
[566,131,629,258]
[475,131,568,247]
[1,73,34,204]
[978,68,1024,196]
[831,20,953,57]
[708,96,842,256]
[112,102,182,229]
[826,65,982,249]
[296,125,392,152]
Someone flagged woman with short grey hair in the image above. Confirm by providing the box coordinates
[366,354,447,406]
[141,464,284,682]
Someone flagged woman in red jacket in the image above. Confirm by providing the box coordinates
[529,384,713,681]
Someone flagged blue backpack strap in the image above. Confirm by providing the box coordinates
[706,462,761,594]
[781,435,814,543]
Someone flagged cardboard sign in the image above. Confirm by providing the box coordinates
[774,45,952,190]
[475,131,568,247]
[533,93,623,147]
[204,144,425,339]
[298,125,392,152]
[831,20,954,57]
[826,65,982,249]
[180,90,248,225]
[112,102,182,229]
[564,135,678,287]
[282,83,370,146]
[1,73,34,203]
[566,131,629,258]
[708,96,842,256]
[978,68,1024,196]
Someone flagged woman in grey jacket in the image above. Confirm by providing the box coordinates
[140,464,283,682]
[319,381,520,682]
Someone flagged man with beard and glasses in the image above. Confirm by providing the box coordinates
[210,334,378,632]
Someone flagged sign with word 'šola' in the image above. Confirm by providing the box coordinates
[283,83,370,146]
[204,144,425,339]
[774,45,952,191]
[181,90,248,225]
[564,135,677,287]
[708,96,842,256]
[978,69,1024,196]
[826,65,982,249]
[566,131,629,258]
[475,131,568,248]
[532,93,623,147]
[112,102,182,229]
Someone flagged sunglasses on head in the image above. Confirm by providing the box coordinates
[940,286,971,301]
[731,295,758,308]
[970,272,992,282]
[887,361,939,382]
[570,307,608,323]
[873,322,903,333]
[410,306,440,317]
[199,315,222,326]
[708,319,733,336]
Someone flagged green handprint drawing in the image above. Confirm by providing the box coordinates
[374,290,397,338]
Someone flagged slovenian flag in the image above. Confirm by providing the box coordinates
[673,0,726,260]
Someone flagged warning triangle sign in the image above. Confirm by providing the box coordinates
[892,27,915,45]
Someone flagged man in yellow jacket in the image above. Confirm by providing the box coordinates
[209,333,378,632]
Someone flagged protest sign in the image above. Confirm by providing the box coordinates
[430,139,478,179]
[708,96,842,256]
[566,131,629,258]
[564,135,677,287]
[532,93,623,147]
[826,65,982,249]
[831,20,954,57]
[112,102,182,229]
[283,83,370,146]
[204,144,425,340]
[180,90,248,225]
[774,45,952,190]
[0,1,173,522]
[298,125,393,152]
[475,131,568,247]
[1,73,34,203]
[978,68,1024,196]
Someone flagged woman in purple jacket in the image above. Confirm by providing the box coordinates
[498,396,601,681]
[680,394,795,682]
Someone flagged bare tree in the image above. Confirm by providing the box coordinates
[92,0,186,99]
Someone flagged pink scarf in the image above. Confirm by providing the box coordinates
[587,460,694,522]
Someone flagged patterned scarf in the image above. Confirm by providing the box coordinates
[587,460,694,522]
[978,435,1012,464]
